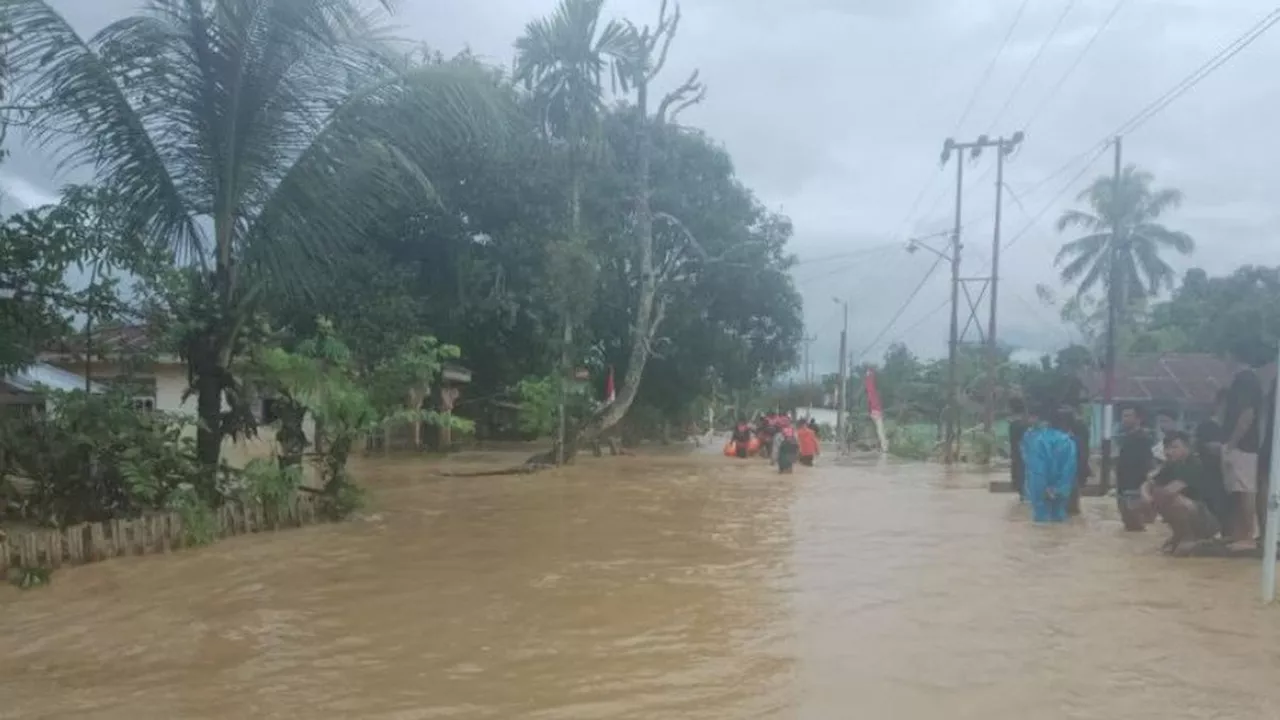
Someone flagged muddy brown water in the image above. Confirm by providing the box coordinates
[3,449,1280,719]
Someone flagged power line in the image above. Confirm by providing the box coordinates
[893,296,951,344]
[1001,144,1110,252]
[890,0,1035,239]
[986,0,1080,133]
[854,255,945,361]
[1021,0,1129,131]
[1115,6,1280,136]
[951,0,1034,137]
[1000,6,1280,252]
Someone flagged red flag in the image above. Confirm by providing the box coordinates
[864,369,883,417]
[605,365,616,404]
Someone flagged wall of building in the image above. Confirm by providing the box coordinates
[46,359,316,470]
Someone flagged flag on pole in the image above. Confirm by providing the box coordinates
[605,365,616,404]
[864,369,883,417]
[865,369,888,454]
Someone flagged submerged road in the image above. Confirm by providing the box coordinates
[2,451,1278,718]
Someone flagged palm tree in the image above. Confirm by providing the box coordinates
[514,0,632,464]
[4,0,508,486]
[1055,165,1195,305]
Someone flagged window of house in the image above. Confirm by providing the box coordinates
[261,396,282,425]
[132,397,156,412]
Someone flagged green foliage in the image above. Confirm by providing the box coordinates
[3,0,512,475]
[0,204,84,372]
[966,430,997,466]
[886,423,933,461]
[0,388,199,526]
[516,375,559,436]
[238,459,303,520]
[7,566,51,590]
[167,485,218,547]
[1055,165,1194,303]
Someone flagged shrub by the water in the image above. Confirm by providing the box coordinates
[0,388,200,526]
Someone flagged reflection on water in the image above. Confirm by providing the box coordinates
[2,451,1280,719]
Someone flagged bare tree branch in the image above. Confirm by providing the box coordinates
[656,69,702,125]
[645,1,679,82]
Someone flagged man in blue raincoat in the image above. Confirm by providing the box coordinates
[1020,407,1079,523]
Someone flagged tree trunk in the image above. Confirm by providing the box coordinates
[194,365,222,495]
[276,398,308,469]
[533,83,662,466]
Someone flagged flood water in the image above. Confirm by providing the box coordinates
[3,449,1280,718]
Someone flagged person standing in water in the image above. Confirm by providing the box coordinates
[797,419,821,467]
[1116,406,1154,531]
[776,420,800,474]
[1008,399,1031,500]
[1021,407,1078,523]
[1058,404,1091,516]
[731,418,753,459]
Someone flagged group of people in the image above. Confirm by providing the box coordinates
[727,413,822,474]
[1010,345,1279,557]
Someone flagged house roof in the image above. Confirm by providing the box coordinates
[1079,353,1238,406]
[40,324,181,365]
[4,362,103,394]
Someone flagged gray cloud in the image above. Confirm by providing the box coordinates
[11,0,1278,374]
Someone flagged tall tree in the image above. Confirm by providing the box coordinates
[572,0,704,447]
[515,0,632,463]
[4,0,507,487]
[1054,165,1195,306]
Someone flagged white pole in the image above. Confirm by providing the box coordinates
[1262,343,1280,603]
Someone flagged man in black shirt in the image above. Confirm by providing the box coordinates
[1255,357,1278,541]
[1008,398,1030,500]
[1116,406,1154,531]
[1149,431,1220,554]
[1195,389,1231,531]
[1223,349,1265,550]
[1059,404,1091,516]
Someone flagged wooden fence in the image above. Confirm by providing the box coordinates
[0,494,323,575]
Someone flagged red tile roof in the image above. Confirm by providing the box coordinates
[1080,353,1239,407]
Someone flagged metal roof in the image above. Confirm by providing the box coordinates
[3,362,103,394]
[1080,353,1237,406]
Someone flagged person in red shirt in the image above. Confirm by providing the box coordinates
[797,419,821,466]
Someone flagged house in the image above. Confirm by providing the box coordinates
[1078,352,1238,437]
[1,362,103,414]
[39,324,311,467]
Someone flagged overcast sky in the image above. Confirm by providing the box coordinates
[6,0,1278,374]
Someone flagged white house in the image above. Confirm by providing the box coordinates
[39,324,312,467]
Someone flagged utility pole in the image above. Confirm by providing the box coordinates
[802,334,817,386]
[834,298,849,440]
[1100,135,1123,493]
[984,132,1025,433]
[939,134,1020,463]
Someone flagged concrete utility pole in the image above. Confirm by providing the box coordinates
[938,133,1022,464]
[1100,135,1123,493]
[834,298,849,440]
[984,132,1025,434]
[802,334,817,386]
[829,297,849,438]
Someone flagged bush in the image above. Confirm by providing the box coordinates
[167,484,218,546]
[966,430,997,465]
[238,458,303,520]
[0,388,199,526]
[886,423,934,461]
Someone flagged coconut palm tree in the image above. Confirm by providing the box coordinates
[1055,165,1195,305]
[514,0,633,463]
[3,0,508,485]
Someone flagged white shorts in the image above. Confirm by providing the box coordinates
[1223,448,1258,494]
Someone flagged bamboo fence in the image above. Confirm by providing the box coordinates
[0,494,323,575]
